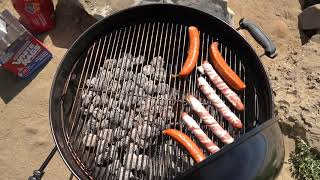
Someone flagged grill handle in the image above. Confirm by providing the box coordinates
[239,18,277,58]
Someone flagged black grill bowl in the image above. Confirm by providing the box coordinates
[49,4,284,180]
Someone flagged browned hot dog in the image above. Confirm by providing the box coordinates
[209,42,246,91]
[163,129,206,163]
[179,26,200,78]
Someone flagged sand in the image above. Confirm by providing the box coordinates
[0,0,95,179]
[230,0,320,179]
[0,0,319,179]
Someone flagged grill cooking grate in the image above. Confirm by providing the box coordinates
[61,22,259,180]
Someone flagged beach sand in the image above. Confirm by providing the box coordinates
[0,0,319,179]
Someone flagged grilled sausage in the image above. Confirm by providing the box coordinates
[197,61,244,111]
[162,129,206,163]
[209,42,246,91]
[181,112,220,154]
[179,26,200,78]
[186,95,234,144]
[197,77,243,129]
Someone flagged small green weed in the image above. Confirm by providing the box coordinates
[289,140,320,180]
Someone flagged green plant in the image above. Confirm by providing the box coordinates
[289,140,320,180]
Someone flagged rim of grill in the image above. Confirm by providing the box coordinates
[58,21,259,180]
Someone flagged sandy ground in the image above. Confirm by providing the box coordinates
[230,1,320,179]
[0,0,95,179]
[0,0,319,179]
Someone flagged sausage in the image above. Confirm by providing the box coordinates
[179,26,200,78]
[209,42,246,91]
[162,129,206,163]
[181,112,220,154]
[197,77,243,129]
[197,61,244,111]
[186,95,234,144]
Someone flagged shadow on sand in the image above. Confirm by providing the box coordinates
[0,0,96,104]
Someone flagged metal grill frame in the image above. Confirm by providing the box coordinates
[49,4,281,180]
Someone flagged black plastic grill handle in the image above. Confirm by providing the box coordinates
[239,18,277,58]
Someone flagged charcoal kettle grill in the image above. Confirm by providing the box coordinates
[32,4,284,180]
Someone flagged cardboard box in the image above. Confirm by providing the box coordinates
[0,10,52,78]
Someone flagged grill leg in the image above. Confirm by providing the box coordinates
[28,146,58,180]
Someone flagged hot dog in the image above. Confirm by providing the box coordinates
[179,26,200,78]
[181,112,220,154]
[162,129,206,163]
[186,95,234,144]
[198,77,243,129]
[197,61,244,111]
[209,42,246,91]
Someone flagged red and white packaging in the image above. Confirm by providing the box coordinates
[11,0,55,33]
[0,10,52,78]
